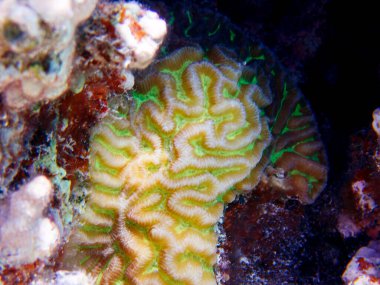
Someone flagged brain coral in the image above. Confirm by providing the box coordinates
[64,46,272,284]
[162,0,328,203]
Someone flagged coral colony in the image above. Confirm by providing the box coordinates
[0,0,333,284]
[63,46,273,284]
[63,42,327,283]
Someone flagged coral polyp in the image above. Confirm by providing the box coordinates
[64,46,272,284]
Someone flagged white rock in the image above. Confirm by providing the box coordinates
[0,176,60,267]
[342,240,380,285]
[373,108,380,137]
[32,270,95,285]
[0,0,97,110]
[115,1,167,70]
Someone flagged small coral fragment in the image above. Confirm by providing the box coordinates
[338,124,380,239]
[64,46,272,284]
[342,240,380,285]
[75,1,167,93]
[0,176,59,268]
[115,1,167,69]
[373,108,380,138]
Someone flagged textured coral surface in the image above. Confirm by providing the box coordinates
[154,0,328,204]
[64,46,272,284]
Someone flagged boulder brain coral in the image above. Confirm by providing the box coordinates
[64,46,273,284]
[163,0,328,204]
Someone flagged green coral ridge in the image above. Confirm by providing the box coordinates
[264,79,327,203]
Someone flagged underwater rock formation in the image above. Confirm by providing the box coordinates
[342,240,380,285]
[216,185,307,284]
[0,0,167,195]
[0,176,59,268]
[373,108,380,138]
[0,0,167,110]
[0,0,97,109]
[0,102,26,197]
[338,121,380,239]
[0,1,167,281]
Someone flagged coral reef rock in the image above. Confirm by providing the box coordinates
[217,187,307,284]
[0,102,27,197]
[342,240,380,285]
[0,0,97,110]
[75,1,167,92]
[373,108,380,138]
[338,122,380,239]
[115,1,167,70]
[0,176,59,268]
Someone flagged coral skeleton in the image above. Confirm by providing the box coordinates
[351,180,377,213]
[0,176,60,268]
[64,46,272,284]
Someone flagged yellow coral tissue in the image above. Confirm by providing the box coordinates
[64,46,272,284]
